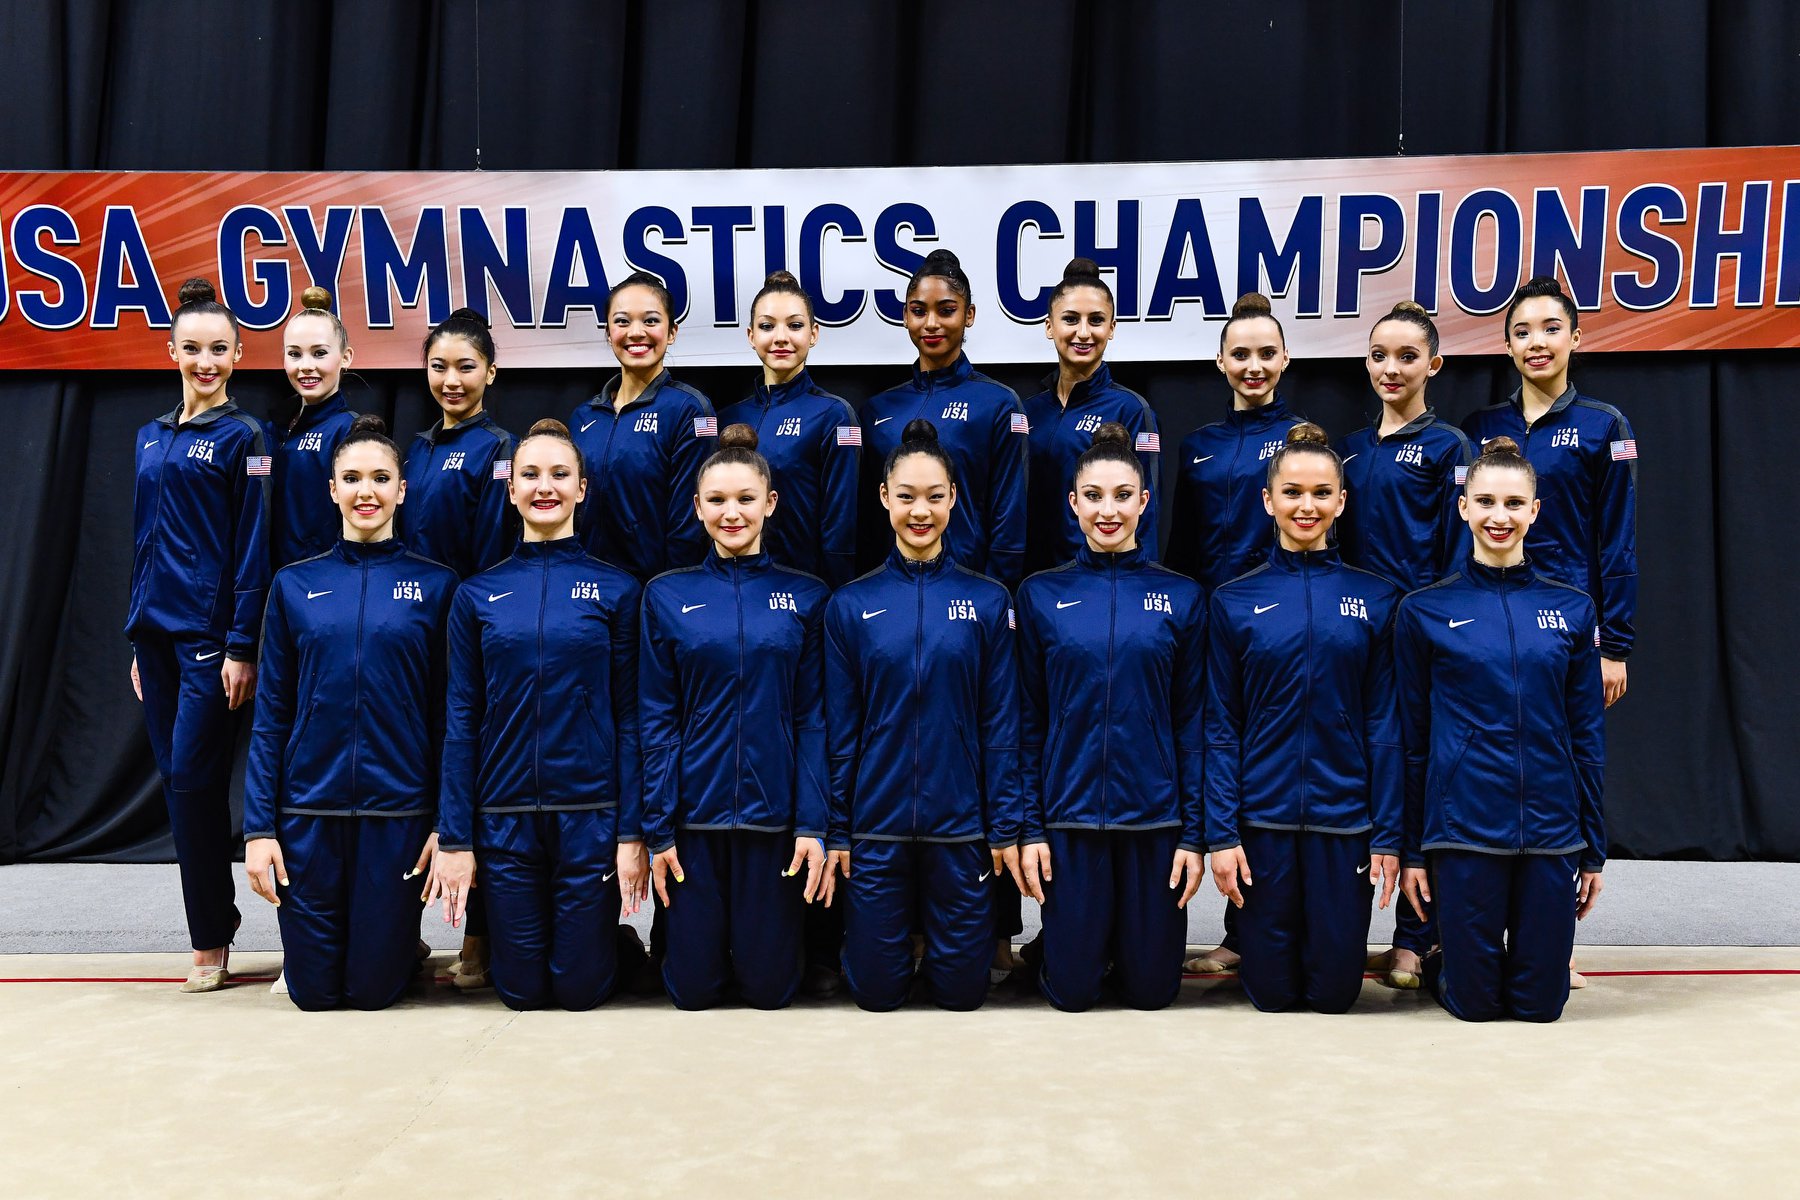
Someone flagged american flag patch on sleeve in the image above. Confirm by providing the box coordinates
[1007,607,1016,629]
[1135,431,1161,453]
[1010,413,1030,435]
[1594,626,1602,647]
[1454,465,1469,485]
[836,425,862,447]
[694,416,719,438]
[245,455,271,476]
[1610,439,1637,461]
[492,459,511,480]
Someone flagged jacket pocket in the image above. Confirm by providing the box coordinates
[579,688,608,748]
[1433,727,1476,801]
[284,699,319,773]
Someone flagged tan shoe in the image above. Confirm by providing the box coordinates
[1569,968,1589,990]
[1184,949,1240,974]
[180,964,230,993]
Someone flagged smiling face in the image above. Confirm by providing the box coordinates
[1506,296,1580,391]
[426,334,495,426]
[1047,285,1115,372]
[1264,451,1345,553]
[904,276,974,372]
[510,435,587,540]
[609,284,676,375]
[882,452,956,559]
[1071,458,1146,553]
[285,311,350,403]
[748,294,816,380]
[168,313,242,403]
[696,461,776,556]
[1217,315,1288,407]
[1366,318,1441,411]
[1460,464,1540,563]
[329,440,405,541]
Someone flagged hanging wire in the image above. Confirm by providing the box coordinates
[1397,0,1406,155]
[474,0,484,169]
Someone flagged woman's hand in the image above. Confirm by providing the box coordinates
[787,838,827,905]
[410,832,439,897]
[1019,842,1051,903]
[130,655,142,702]
[1577,869,1604,918]
[221,658,257,710]
[991,844,1024,895]
[245,838,287,907]
[617,841,650,916]
[1401,866,1432,922]
[1210,846,1252,908]
[1370,853,1401,910]
[428,850,476,927]
[1601,658,1627,708]
[825,849,852,907]
[652,845,684,908]
[1170,849,1206,909]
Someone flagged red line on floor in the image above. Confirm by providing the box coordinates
[0,969,1795,985]
[1181,968,1800,980]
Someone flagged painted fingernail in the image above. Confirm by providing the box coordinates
[674,874,684,883]
[278,877,290,886]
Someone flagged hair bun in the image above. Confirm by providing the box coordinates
[901,418,940,445]
[447,307,490,328]
[1521,274,1566,296]
[300,286,333,312]
[1286,421,1330,447]
[528,418,570,439]
[1390,299,1428,317]
[921,249,962,271]
[348,413,388,437]
[762,269,801,290]
[1062,257,1103,283]
[621,270,666,289]
[178,277,217,307]
[719,422,759,451]
[1231,291,1273,319]
[1090,421,1131,449]
[1480,435,1522,458]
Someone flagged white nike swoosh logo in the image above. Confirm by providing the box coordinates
[681,603,706,614]
[978,871,992,882]
[1056,600,1081,610]
[488,592,513,602]
[872,416,896,426]
[1342,453,1359,463]
[1481,437,1498,445]
[1193,455,1214,464]
[143,440,158,449]
[602,870,617,883]
[1449,619,1475,629]
[306,590,332,600]
[194,650,222,662]
[1356,863,1370,875]
[580,419,598,433]
[1254,603,1279,615]
[862,609,886,619]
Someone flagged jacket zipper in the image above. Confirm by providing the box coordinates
[733,559,745,825]
[1500,569,1525,849]
[535,554,549,806]
[1300,553,1313,828]
[913,562,926,837]
[352,554,367,811]
[1102,554,1117,827]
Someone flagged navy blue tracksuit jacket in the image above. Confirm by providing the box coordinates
[639,551,832,852]
[1393,557,1606,870]
[1335,411,1475,592]
[1021,363,1162,575]
[1462,385,1637,659]
[859,355,1029,591]
[128,399,273,661]
[273,393,359,568]
[400,412,517,579]
[1203,546,1404,855]
[438,538,643,852]
[1015,544,1205,850]
[572,370,718,582]
[718,371,861,587]
[823,549,1023,850]
[1167,395,1305,591]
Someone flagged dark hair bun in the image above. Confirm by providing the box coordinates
[901,418,940,444]
[921,249,962,272]
[1521,274,1566,296]
[621,270,666,290]
[1231,291,1273,319]
[348,413,388,437]
[1062,257,1103,283]
[762,270,801,289]
[719,422,759,451]
[1286,421,1330,447]
[300,286,333,311]
[447,307,489,328]
[1390,299,1428,317]
[178,277,217,307]
[1091,421,1131,448]
[1480,435,1522,458]
[528,418,570,438]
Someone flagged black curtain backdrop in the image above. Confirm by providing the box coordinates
[2,0,1796,862]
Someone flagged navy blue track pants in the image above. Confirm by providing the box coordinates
[134,630,241,951]
[1428,850,1579,1023]
[1392,884,1437,955]
[660,829,806,1010]
[1037,828,1186,1011]
[1236,828,1373,1014]
[479,809,620,1011]
[844,839,994,1012]
[275,813,430,1011]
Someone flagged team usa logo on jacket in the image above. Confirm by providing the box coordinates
[1144,591,1172,614]
[634,412,659,434]
[187,438,215,463]
[769,591,797,612]
[775,417,803,438]
[570,580,604,601]
[393,580,423,602]
[1340,595,1369,620]
[297,432,325,453]
[1550,428,1580,450]
[1258,438,1283,461]
[947,598,979,622]
[1538,608,1570,631]
[940,402,969,422]
[1394,443,1423,467]
[1075,414,1102,434]
[442,452,465,471]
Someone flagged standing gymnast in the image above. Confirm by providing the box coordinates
[1335,301,1473,988]
[272,287,359,568]
[825,420,1024,1011]
[571,270,719,582]
[243,416,458,1010]
[400,307,517,989]
[859,249,1028,592]
[717,271,861,587]
[125,277,269,992]
[1396,437,1605,1023]
[639,424,832,1009]
[1015,424,1204,1011]
[1022,258,1162,576]
[431,420,644,1011]
[1205,424,1403,1014]
[1169,290,1305,975]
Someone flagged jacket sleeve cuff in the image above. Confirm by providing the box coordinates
[987,836,1018,851]
[648,837,676,855]
[1370,842,1402,857]
[1177,840,1204,855]
[1404,854,1427,869]
[1600,650,1630,662]
[1207,840,1241,854]
[243,830,276,842]
[793,827,826,841]
[827,837,851,853]
[226,647,257,663]
[436,841,473,853]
